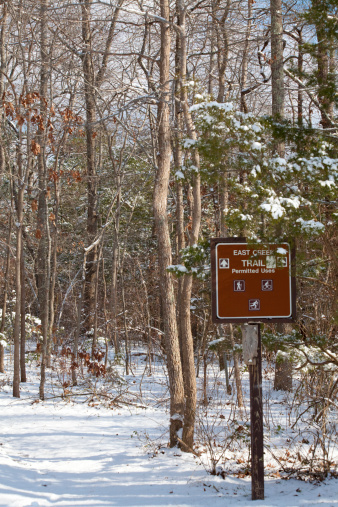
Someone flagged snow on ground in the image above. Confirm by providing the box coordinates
[0,349,337,507]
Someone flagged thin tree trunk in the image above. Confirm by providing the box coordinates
[297,29,303,127]
[240,0,252,113]
[92,243,102,358]
[220,171,243,407]
[50,174,60,354]
[155,0,184,447]
[215,0,230,103]
[0,2,8,176]
[81,0,98,333]
[174,24,185,371]
[229,324,243,409]
[0,198,12,373]
[271,0,285,156]
[20,244,26,383]
[177,0,202,451]
[72,253,87,386]
[120,262,129,375]
[313,0,334,128]
[110,181,121,354]
[38,0,51,401]
[13,141,25,398]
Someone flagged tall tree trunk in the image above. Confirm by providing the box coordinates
[20,243,26,383]
[240,0,252,113]
[0,197,12,373]
[215,0,230,103]
[174,24,185,371]
[49,175,60,354]
[220,174,243,408]
[81,0,98,333]
[177,0,202,451]
[38,0,51,400]
[271,0,285,154]
[155,0,184,447]
[110,221,120,354]
[297,28,303,127]
[0,2,8,176]
[13,141,24,398]
[312,0,334,128]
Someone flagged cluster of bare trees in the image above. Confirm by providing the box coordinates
[0,0,337,451]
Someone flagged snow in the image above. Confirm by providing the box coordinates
[296,218,325,232]
[175,171,185,180]
[0,349,337,507]
[167,264,188,273]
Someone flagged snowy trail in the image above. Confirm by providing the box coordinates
[0,390,337,507]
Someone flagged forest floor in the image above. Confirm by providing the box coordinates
[0,345,337,507]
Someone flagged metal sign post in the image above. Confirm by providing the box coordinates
[211,238,296,501]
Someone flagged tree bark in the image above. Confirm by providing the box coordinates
[81,0,98,332]
[20,243,26,383]
[0,197,12,373]
[0,2,8,175]
[176,0,202,451]
[271,0,285,122]
[312,0,334,128]
[155,0,185,447]
[240,0,253,113]
[13,141,24,398]
[38,0,51,400]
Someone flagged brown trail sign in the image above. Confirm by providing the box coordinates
[211,237,296,323]
[210,237,296,500]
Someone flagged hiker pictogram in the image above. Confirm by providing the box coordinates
[234,280,245,292]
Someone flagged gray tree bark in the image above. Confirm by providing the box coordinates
[154,0,185,447]
[37,0,51,401]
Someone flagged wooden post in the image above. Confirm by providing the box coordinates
[248,324,264,500]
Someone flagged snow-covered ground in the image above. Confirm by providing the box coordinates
[0,348,337,507]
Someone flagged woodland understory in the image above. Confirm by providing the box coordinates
[0,0,337,474]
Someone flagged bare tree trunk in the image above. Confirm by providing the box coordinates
[20,243,26,383]
[81,0,98,333]
[240,0,252,113]
[49,174,60,354]
[120,261,129,375]
[110,178,121,354]
[177,0,202,451]
[13,142,25,398]
[0,2,8,176]
[312,0,334,128]
[220,170,243,408]
[136,258,152,372]
[72,253,87,386]
[297,28,303,127]
[215,0,230,103]
[92,243,102,358]
[81,0,122,333]
[38,0,51,400]
[271,0,285,153]
[229,324,243,409]
[0,197,12,373]
[174,24,185,370]
[155,0,184,447]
